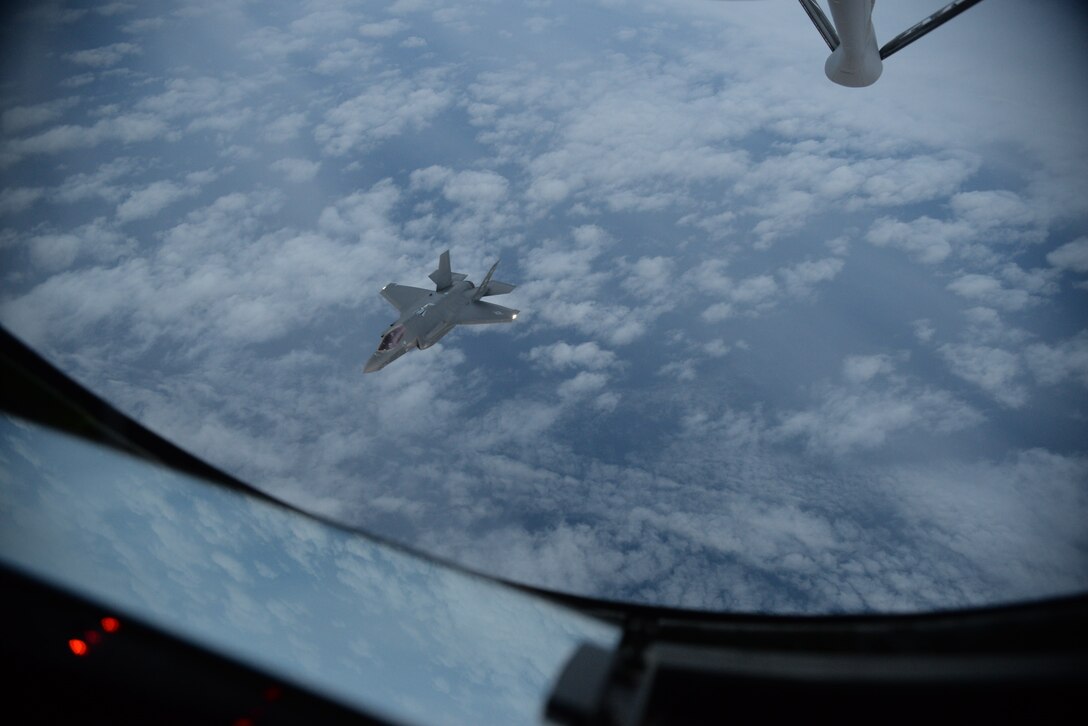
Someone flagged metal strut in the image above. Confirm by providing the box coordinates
[879,0,986,60]
[798,0,840,52]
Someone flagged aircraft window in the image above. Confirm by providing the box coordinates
[378,326,405,351]
[0,0,1085,621]
[0,415,618,725]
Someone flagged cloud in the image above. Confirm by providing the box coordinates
[271,158,321,183]
[236,25,311,62]
[866,216,963,264]
[957,306,1029,347]
[1047,237,1088,274]
[2,99,78,134]
[64,42,141,68]
[3,182,411,351]
[441,170,508,210]
[912,319,935,343]
[857,156,977,208]
[27,233,81,271]
[737,151,978,245]
[887,449,1088,605]
[3,0,1087,618]
[4,114,168,159]
[312,38,381,75]
[526,341,617,371]
[121,17,166,34]
[0,187,45,215]
[136,76,263,128]
[939,343,1027,408]
[115,179,200,223]
[52,157,139,204]
[517,229,610,311]
[622,256,675,296]
[314,71,452,156]
[472,55,750,213]
[842,354,895,384]
[59,73,95,89]
[557,371,609,399]
[318,179,402,240]
[689,259,731,296]
[262,112,308,143]
[289,6,362,36]
[409,164,453,191]
[703,339,730,357]
[23,4,88,24]
[740,152,976,212]
[865,186,1046,266]
[689,254,842,324]
[694,269,777,320]
[525,16,565,34]
[658,359,697,382]
[14,217,133,274]
[96,3,136,17]
[778,257,843,297]
[1025,332,1088,389]
[777,383,982,455]
[730,274,777,304]
[525,177,571,207]
[430,417,1088,612]
[514,226,667,346]
[358,19,408,37]
[949,190,1039,237]
[946,274,1031,311]
[678,209,736,241]
[700,302,733,323]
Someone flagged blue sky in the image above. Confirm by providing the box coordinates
[2,0,1087,614]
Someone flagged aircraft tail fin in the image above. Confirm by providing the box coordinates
[428,250,466,291]
[472,260,507,301]
[429,251,453,290]
[472,260,498,301]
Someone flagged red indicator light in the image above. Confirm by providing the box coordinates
[68,639,89,656]
[85,630,102,645]
[101,617,120,633]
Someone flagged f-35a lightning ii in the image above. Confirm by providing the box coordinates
[364,251,519,373]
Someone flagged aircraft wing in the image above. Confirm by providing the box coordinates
[453,300,519,325]
[381,284,431,312]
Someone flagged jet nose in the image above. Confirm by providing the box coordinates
[364,353,383,373]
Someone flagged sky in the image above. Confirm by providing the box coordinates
[1,0,1087,615]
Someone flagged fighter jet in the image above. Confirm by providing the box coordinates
[364,251,519,373]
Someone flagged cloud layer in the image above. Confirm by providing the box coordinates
[1,0,1086,615]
